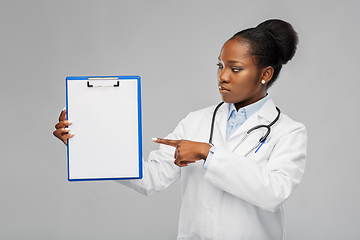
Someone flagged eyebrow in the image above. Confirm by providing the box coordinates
[217,57,243,64]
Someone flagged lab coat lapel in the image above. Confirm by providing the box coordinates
[257,99,279,123]
[212,102,228,145]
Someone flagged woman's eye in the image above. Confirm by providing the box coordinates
[232,68,242,72]
[217,63,223,69]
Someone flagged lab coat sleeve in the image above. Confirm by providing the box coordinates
[116,115,189,196]
[204,122,307,212]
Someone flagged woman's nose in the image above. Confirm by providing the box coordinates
[218,70,229,83]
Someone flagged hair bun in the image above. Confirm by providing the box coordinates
[256,19,298,64]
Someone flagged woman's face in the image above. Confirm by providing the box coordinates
[217,38,267,110]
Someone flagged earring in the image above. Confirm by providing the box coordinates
[261,80,266,84]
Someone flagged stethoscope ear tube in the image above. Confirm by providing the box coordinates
[247,125,270,143]
[252,107,281,143]
[270,107,281,127]
[209,102,224,145]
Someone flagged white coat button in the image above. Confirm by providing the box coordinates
[209,207,215,213]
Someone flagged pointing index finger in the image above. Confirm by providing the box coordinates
[152,138,178,147]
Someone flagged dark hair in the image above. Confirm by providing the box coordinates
[230,19,298,88]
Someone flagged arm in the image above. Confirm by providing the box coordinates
[204,123,307,212]
[117,117,194,196]
[118,142,181,196]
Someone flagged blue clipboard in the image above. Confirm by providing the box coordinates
[66,76,142,181]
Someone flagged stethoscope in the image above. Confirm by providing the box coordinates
[208,102,281,157]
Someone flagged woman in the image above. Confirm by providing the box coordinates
[54,19,307,240]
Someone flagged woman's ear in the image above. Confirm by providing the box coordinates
[260,66,274,84]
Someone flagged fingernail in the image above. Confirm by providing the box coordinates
[69,132,75,135]
[67,120,73,124]
[62,107,66,111]
[65,128,70,131]
[152,138,158,142]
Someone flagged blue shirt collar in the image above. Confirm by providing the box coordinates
[227,94,270,121]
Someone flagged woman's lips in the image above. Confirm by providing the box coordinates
[219,86,230,94]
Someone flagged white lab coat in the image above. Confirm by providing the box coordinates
[119,99,307,240]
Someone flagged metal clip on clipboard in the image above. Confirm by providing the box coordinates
[87,77,120,87]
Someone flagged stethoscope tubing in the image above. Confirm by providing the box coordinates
[208,102,281,156]
[208,101,224,145]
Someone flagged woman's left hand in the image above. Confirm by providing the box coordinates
[153,138,211,167]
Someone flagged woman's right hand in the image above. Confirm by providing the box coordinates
[53,108,74,146]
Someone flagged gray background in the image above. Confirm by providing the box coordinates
[1,0,359,239]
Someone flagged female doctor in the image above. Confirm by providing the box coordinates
[54,19,307,240]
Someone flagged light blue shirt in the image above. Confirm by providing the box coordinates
[203,95,270,170]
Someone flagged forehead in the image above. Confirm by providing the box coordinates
[219,39,252,62]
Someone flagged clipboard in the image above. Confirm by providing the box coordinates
[66,76,142,181]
